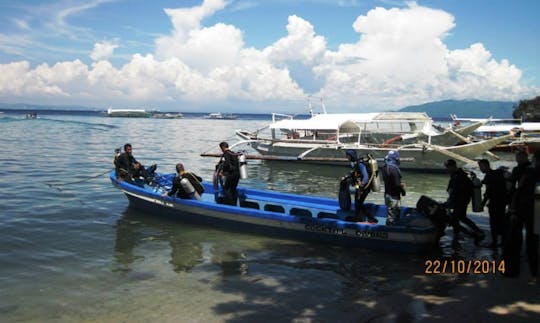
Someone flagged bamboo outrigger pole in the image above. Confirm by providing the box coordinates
[200,153,416,163]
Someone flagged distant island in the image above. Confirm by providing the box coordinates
[512,96,540,121]
[2,96,539,121]
[397,99,516,119]
[0,102,99,111]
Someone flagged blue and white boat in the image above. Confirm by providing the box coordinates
[110,171,446,253]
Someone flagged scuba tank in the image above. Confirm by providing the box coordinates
[239,153,248,180]
[180,178,201,200]
[212,171,219,190]
[368,156,381,192]
[113,148,121,166]
[470,172,483,212]
[213,159,223,190]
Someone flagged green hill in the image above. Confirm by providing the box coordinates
[398,99,515,119]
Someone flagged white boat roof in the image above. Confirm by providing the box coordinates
[521,122,540,131]
[270,114,359,132]
[476,122,540,132]
[107,108,146,113]
[270,112,431,131]
[371,112,431,121]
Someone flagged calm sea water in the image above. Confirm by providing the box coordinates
[0,111,514,322]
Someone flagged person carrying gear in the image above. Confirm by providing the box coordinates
[341,149,377,223]
[381,150,406,225]
[503,151,539,278]
[478,159,508,248]
[443,159,485,247]
[164,163,204,199]
[215,141,241,206]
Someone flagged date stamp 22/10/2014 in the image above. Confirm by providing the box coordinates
[424,259,505,274]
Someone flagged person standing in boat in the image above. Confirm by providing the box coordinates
[344,149,377,223]
[478,159,508,248]
[443,159,484,246]
[381,150,406,225]
[164,163,204,199]
[216,141,240,206]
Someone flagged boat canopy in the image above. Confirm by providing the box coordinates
[372,112,431,121]
[270,114,361,133]
[107,108,146,113]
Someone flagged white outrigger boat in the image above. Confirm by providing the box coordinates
[452,114,540,153]
[228,104,513,170]
[104,108,151,118]
[204,112,238,120]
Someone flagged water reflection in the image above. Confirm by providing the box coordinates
[244,160,453,206]
[113,207,253,276]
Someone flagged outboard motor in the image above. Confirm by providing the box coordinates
[180,178,202,200]
[470,172,483,212]
[239,153,248,180]
[368,157,381,192]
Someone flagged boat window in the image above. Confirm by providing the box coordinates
[264,204,285,213]
[240,200,260,210]
[290,208,312,217]
[317,212,338,219]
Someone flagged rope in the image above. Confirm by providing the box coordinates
[47,168,113,191]
[200,133,239,155]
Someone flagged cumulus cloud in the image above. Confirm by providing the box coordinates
[0,0,535,111]
[312,2,531,109]
[263,15,327,93]
[90,40,119,61]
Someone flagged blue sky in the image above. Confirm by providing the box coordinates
[0,0,538,112]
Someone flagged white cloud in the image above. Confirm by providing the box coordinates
[311,2,532,109]
[90,40,119,61]
[0,1,536,111]
[12,18,30,30]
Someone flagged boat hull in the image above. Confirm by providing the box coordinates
[111,172,440,253]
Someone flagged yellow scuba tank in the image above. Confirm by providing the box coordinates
[368,155,381,192]
[471,172,483,212]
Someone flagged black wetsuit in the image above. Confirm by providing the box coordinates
[504,165,539,277]
[219,150,240,205]
[115,152,137,182]
[482,168,508,244]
